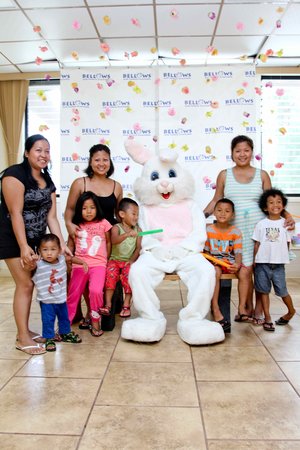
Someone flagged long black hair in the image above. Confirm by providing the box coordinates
[21,134,53,189]
[84,144,114,178]
[72,191,105,225]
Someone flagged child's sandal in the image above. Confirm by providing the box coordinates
[60,331,82,343]
[120,306,131,318]
[90,326,104,337]
[79,318,91,330]
[45,339,56,352]
[99,306,111,316]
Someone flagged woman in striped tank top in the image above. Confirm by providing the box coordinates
[204,135,294,323]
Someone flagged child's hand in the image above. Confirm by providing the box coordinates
[127,230,138,237]
[82,262,89,273]
[228,262,240,273]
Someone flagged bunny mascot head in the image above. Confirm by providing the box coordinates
[121,138,224,345]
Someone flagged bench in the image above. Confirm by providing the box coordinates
[163,273,237,281]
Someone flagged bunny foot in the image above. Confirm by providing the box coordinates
[177,318,225,345]
[121,317,167,342]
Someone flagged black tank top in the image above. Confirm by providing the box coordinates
[83,177,117,225]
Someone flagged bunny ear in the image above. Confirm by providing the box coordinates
[124,139,153,165]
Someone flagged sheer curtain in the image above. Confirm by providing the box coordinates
[0,80,29,165]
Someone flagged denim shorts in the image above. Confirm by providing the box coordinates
[254,263,288,297]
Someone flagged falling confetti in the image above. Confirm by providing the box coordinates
[276,88,284,96]
[236,22,244,31]
[279,127,287,135]
[242,121,249,127]
[100,112,106,119]
[103,15,111,25]
[39,46,48,52]
[208,12,216,20]
[170,9,179,18]
[131,51,138,57]
[181,87,189,94]
[255,154,262,161]
[72,20,81,30]
[276,49,283,57]
[100,43,110,52]
[205,146,212,154]
[211,101,219,109]
[171,47,180,55]
[168,108,176,116]
[181,117,187,124]
[203,176,211,184]
[71,51,79,60]
[270,170,275,176]
[211,48,218,56]
[44,74,51,81]
[75,136,81,142]
[133,85,142,94]
[133,123,142,131]
[236,89,245,96]
[106,79,115,87]
[181,145,189,152]
[154,78,160,85]
[153,136,158,142]
[259,54,268,63]
[276,7,284,13]
[128,81,135,87]
[243,111,250,118]
[266,49,274,56]
[168,142,177,149]
[258,17,264,25]
[242,82,248,88]
[265,81,273,88]
[179,59,186,66]
[205,111,213,118]
[39,124,49,131]
[275,162,284,168]
[35,57,43,65]
[125,107,132,112]
[276,20,281,29]
[255,87,262,95]
[268,139,273,144]
[74,165,80,172]
[33,25,41,33]
[71,82,79,93]
[96,83,103,89]
[131,18,140,26]
[150,47,157,54]
[124,166,130,173]
[72,153,79,161]
[105,107,112,116]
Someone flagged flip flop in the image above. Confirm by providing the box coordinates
[16,344,46,355]
[275,317,290,326]
[218,318,231,333]
[234,314,253,323]
[252,317,265,326]
[263,322,275,332]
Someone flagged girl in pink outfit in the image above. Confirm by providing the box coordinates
[67,191,111,336]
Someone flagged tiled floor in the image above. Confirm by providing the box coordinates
[0,276,300,449]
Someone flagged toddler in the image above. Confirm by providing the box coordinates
[32,233,82,351]
[100,198,142,318]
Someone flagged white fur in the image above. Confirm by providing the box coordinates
[121,139,225,345]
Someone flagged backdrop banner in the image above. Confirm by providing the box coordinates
[60,65,258,221]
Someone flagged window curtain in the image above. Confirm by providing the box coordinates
[0,80,29,165]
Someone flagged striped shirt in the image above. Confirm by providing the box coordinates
[204,224,242,264]
[224,168,265,266]
[32,255,67,304]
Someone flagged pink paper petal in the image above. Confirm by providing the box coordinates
[236,22,244,31]
[170,9,179,19]
[72,20,81,30]
[133,123,142,131]
[35,57,43,65]
[39,46,48,52]
[276,88,284,96]
[168,108,176,116]
[275,162,284,168]
[171,47,180,56]
[208,12,216,20]
[181,87,189,94]
[131,18,140,26]
[100,43,110,53]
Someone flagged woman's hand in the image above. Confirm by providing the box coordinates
[20,245,38,269]
[61,243,73,257]
[284,215,295,231]
[66,222,80,240]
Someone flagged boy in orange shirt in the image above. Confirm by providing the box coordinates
[204,198,243,332]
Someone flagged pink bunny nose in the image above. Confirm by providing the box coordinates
[160,180,169,188]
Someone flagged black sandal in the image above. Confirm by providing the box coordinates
[60,331,82,343]
[218,319,231,333]
[45,339,56,352]
[79,318,91,330]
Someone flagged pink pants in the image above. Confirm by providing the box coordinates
[105,259,132,294]
[67,266,106,324]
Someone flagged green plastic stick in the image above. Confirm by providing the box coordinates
[138,229,163,236]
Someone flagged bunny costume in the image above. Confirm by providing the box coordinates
[121,139,224,345]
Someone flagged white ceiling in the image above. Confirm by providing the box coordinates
[0,0,300,74]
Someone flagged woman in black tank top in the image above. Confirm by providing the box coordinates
[64,144,123,326]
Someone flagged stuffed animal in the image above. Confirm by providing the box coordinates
[121,138,225,345]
